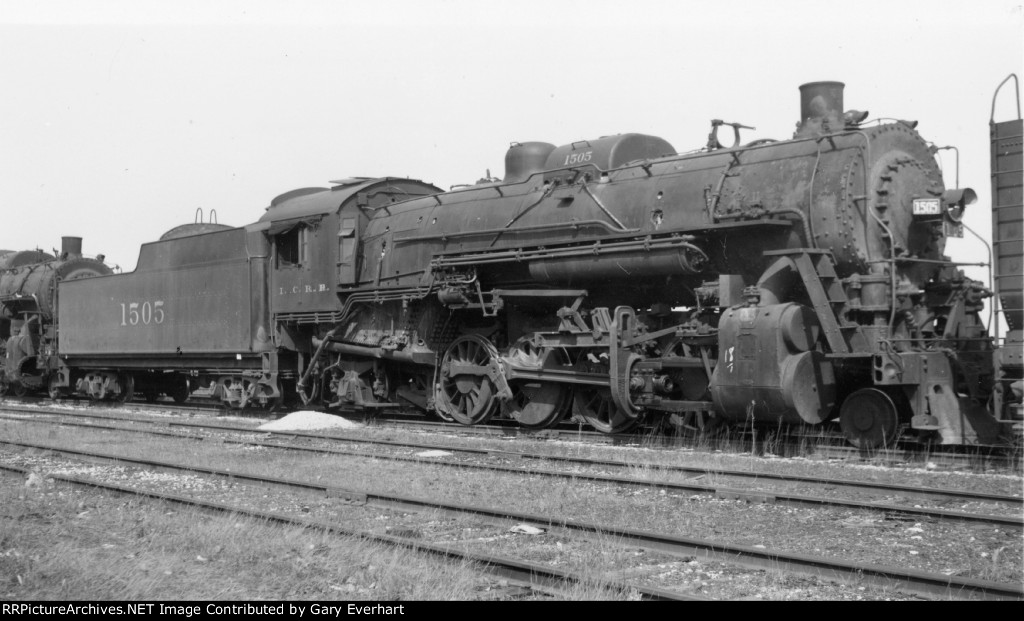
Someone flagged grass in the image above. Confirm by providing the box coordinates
[976,545,1017,583]
[0,476,492,600]
[0,474,655,601]
[0,426,656,600]
[5,416,1021,512]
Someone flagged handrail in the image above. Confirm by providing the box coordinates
[394,218,640,245]
[991,74,1021,122]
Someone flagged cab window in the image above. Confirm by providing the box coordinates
[276,225,308,268]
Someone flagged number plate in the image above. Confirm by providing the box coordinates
[912,198,941,216]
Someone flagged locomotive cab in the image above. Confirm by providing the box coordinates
[259,177,441,324]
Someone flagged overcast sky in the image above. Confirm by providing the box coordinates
[1,0,1021,283]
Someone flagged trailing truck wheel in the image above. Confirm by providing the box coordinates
[435,335,502,426]
[572,386,638,434]
[839,388,900,449]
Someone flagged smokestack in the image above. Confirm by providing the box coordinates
[797,81,845,136]
[61,236,82,258]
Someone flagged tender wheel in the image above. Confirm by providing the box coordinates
[13,383,29,397]
[112,375,135,403]
[572,386,638,434]
[503,339,572,429]
[48,376,68,400]
[436,335,502,425]
[251,381,284,411]
[839,388,900,449]
[220,378,265,410]
[169,377,190,404]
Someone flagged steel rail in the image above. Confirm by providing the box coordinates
[342,413,1019,470]
[0,413,204,440]
[0,462,694,602]
[19,399,1012,471]
[363,417,1016,470]
[2,405,1019,508]
[226,440,1024,527]
[0,438,1019,600]
[5,397,1015,472]
[365,414,619,442]
[0,418,1017,528]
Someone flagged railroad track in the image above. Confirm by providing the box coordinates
[5,394,1019,472]
[2,411,1020,528]
[4,404,1021,504]
[1,435,1019,600]
[5,406,1022,509]
[361,415,1019,470]
[0,460,692,601]
[4,397,1018,472]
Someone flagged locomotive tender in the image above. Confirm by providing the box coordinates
[2,80,1021,448]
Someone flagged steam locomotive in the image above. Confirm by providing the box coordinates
[2,80,1021,448]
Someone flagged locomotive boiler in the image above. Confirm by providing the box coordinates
[0,238,112,395]
[1,80,1020,449]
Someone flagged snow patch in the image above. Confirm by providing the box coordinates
[415,450,453,458]
[509,524,545,535]
[257,410,363,431]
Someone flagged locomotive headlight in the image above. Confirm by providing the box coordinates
[942,188,977,223]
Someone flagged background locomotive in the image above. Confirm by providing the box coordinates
[2,80,1021,448]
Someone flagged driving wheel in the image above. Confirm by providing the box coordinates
[572,386,638,434]
[436,335,503,425]
[503,338,572,429]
